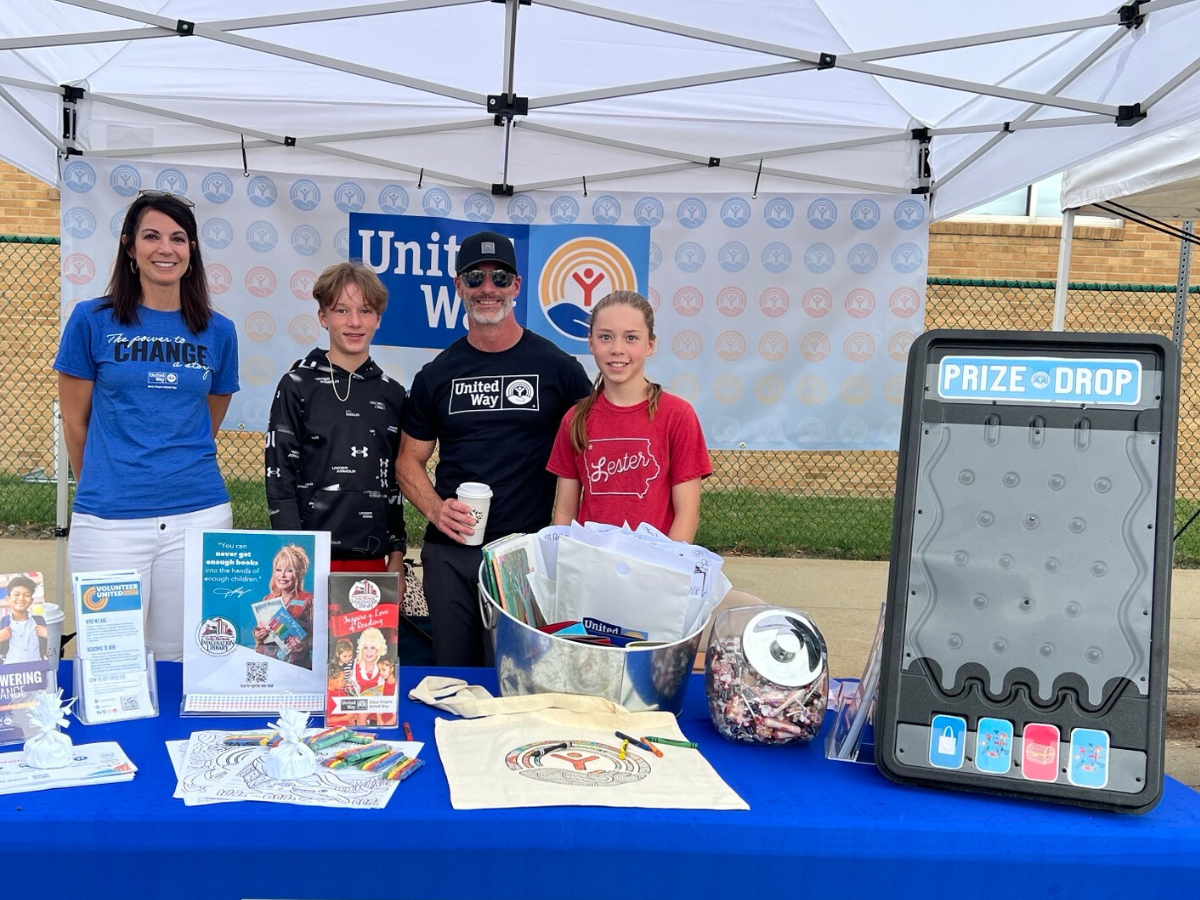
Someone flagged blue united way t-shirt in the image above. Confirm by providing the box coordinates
[54,298,240,518]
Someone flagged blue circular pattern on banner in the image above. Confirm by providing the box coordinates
[648,242,662,272]
[247,220,278,253]
[551,195,579,224]
[763,197,794,229]
[63,208,96,240]
[378,184,409,214]
[807,198,837,229]
[675,242,705,273]
[592,195,621,225]
[761,242,792,274]
[110,165,142,197]
[290,179,321,211]
[62,161,96,193]
[847,243,878,274]
[422,187,452,217]
[850,199,881,230]
[634,197,664,227]
[804,243,835,274]
[720,197,751,228]
[718,241,749,273]
[292,225,321,256]
[334,228,350,259]
[677,197,707,229]
[155,168,188,195]
[109,210,125,238]
[892,242,925,273]
[201,172,234,204]
[201,218,234,250]
[247,175,277,207]
[894,199,926,230]
[508,195,537,224]
[334,182,365,213]
[464,192,495,222]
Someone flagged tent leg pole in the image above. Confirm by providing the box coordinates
[1172,220,1194,349]
[1052,208,1075,331]
[55,399,69,608]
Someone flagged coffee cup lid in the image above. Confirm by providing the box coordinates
[457,481,493,498]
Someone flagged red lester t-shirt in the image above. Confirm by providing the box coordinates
[547,391,712,535]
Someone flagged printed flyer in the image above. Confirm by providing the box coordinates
[182,531,330,715]
[326,573,400,728]
[0,572,55,746]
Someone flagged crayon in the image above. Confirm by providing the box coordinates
[323,742,392,768]
[645,736,699,749]
[619,739,628,761]
[223,733,278,747]
[363,749,408,772]
[531,742,568,759]
[639,737,664,758]
[615,731,653,752]
[385,757,425,782]
[343,732,376,745]
[377,754,414,779]
[403,722,414,741]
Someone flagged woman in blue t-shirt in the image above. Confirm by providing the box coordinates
[54,191,240,661]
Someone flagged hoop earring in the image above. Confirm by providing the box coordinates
[129,259,139,274]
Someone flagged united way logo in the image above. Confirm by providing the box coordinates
[881,416,903,443]
[110,211,124,238]
[464,192,495,222]
[63,253,95,285]
[201,218,234,250]
[290,179,321,211]
[334,182,365,213]
[850,199,881,230]
[110,165,142,197]
[847,243,878,274]
[292,225,321,256]
[247,175,277,207]
[888,331,916,361]
[794,418,826,443]
[63,208,96,240]
[892,243,924,273]
[845,288,876,318]
[715,331,746,361]
[672,331,703,361]
[290,270,318,299]
[207,263,232,295]
[763,197,794,229]
[245,266,277,299]
[244,311,276,343]
[62,161,96,193]
[759,332,788,362]
[839,418,869,443]
[841,376,872,406]
[755,376,784,405]
[677,197,706,229]
[246,221,278,253]
[797,375,827,405]
[718,242,748,273]
[538,237,638,340]
[844,332,875,363]
[242,355,275,388]
[290,315,320,345]
[712,417,740,444]
[807,198,837,229]
[762,242,791,274]
[634,197,664,226]
[592,196,621,225]
[551,195,580,224]
[673,287,703,317]
[804,243,834,274]
[754,418,784,443]
[884,375,906,405]
[800,332,830,362]
[648,242,662,272]
[720,197,751,228]
[508,195,537,224]
[713,374,743,405]
[894,199,926,230]
[422,188,452,217]
[201,172,234,204]
[155,168,188,195]
[759,287,789,318]
[889,287,921,317]
[646,287,660,310]
[802,288,832,318]
[674,242,704,273]
[716,287,747,317]
[334,228,350,259]
[378,185,410,214]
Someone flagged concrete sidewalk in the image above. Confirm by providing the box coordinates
[4,537,1198,787]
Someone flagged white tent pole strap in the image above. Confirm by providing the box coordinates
[206,0,480,32]
[931,115,1112,136]
[1,86,64,151]
[1143,52,1200,111]
[0,27,169,50]
[1053,208,1076,332]
[1173,220,1194,348]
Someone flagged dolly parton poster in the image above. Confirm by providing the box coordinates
[182,530,330,715]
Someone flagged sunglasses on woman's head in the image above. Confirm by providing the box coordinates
[137,189,195,208]
[459,269,515,288]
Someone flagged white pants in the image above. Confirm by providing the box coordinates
[68,503,233,662]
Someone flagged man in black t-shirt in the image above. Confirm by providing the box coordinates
[398,231,591,665]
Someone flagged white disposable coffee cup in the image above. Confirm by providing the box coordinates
[456,482,493,546]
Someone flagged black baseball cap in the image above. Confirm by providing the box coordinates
[456,231,518,275]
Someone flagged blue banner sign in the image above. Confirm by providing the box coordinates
[937,355,1142,406]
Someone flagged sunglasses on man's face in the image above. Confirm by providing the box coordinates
[138,189,195,208]
[459,269,515,289]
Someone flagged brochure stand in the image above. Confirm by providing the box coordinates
[73,650,160,725]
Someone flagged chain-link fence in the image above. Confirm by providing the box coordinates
[3,236,1197,559]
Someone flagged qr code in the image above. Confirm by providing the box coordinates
[246,661,269,684]
[120,695,138,711]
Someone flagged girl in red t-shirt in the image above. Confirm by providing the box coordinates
[548,290,712,541]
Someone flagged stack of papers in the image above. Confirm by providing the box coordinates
[72,570,154,723]
[0,741,135,794]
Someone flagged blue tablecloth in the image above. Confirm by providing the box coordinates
[4,663,1199,898]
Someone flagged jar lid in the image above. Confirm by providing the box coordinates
[741,609,825,687]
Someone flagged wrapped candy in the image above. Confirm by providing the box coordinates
[705,606,828,745]
[24,688,75,769]
[263,709,317,780]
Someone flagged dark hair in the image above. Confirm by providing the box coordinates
[570,290,661,454]
[101,194,211,334]
[313,262,389,315]
[6,575,36,595]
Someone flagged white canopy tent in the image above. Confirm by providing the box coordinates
[3,0,1200,218]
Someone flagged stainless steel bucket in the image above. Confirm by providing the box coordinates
[478,563,707,715]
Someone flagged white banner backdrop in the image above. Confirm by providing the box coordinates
[59,158,927,450]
